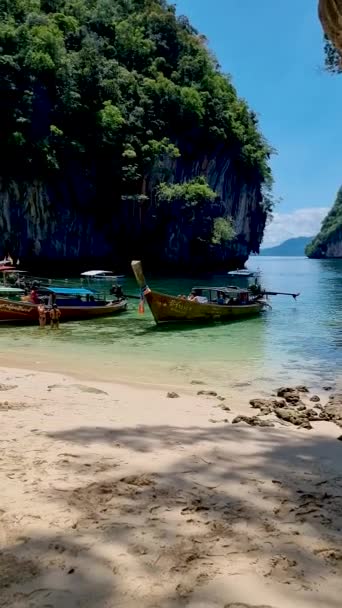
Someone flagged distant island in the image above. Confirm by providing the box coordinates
[259,236,314,256]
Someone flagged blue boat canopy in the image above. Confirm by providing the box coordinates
[43,287,95,296]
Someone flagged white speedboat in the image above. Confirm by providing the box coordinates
[227,269,259,278]
[81,270,125,281]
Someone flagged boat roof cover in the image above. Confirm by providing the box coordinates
[81,270,113,276]
[192,286,249,294]
[1,268,27,274]
[0,286,24,293]
[227,270,256,276]
[42,287,94,296]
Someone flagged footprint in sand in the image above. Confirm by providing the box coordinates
[49,542,67,554]
[127,543,149,556]
[120,474,155,486]
[176,582,194,598]
[0,402,27,411]
[314,547,342,569]
[264,554,310,589]
[9,588,73,607]
[55,457,120,475]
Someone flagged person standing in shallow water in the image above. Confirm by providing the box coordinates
[38,304,47,328]
[49,304,61,330]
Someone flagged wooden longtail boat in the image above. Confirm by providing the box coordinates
[131,261,266,324]
[0,286,127,324]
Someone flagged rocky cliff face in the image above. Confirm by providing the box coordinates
[306,228,342,258]
[323,232,342,257]
[306,186,342,259]
[0,178,114,270]
[0,152,266,273]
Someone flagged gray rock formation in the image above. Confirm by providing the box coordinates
[0,153,267,272]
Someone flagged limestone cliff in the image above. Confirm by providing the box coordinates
[0,0,271,273]
[314,2,342,259]
[306,227,342,259]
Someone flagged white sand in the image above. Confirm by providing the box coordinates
[0,366,342,608]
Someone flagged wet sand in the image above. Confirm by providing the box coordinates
[1,366,342,608]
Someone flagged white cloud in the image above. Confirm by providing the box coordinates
[261,207,330,248]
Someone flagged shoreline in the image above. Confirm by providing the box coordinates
[0,357,190,394]
[0,346,339,399]
[0,350,272,397]
[1,364,342,607]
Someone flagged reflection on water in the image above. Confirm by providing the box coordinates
[1,257,341,391]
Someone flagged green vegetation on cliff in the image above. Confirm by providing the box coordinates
[0,0,271,190]
[0,0,273,268]
[323,35,342,73]
[306,186,342,258]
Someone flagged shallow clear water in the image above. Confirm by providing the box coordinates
[1,257,341,392]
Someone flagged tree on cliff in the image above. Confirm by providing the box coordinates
[306,186,342,258]
[0,0,273,267]
[319,0,342,73]
[154,177,235,261]
[323,35,342,73]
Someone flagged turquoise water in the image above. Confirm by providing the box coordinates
[0,257,341,392]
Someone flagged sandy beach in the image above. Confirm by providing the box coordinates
[1,365,342,608]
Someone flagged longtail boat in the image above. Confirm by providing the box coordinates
[131,261,266,324]
[0,286,127,324]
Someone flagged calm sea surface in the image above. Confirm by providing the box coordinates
[1,257,341,394]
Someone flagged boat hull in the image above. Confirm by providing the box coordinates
[0,298,127,324]
[145,290,264,324]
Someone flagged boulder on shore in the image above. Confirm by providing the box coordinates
[232,415,274,428]
[245,387,342,431]
[276,387,301,404]
[296,385,310,393]
[250,398,286,409]
[323,394,342,424]
[274,407,312,428]
[277,387,298,397]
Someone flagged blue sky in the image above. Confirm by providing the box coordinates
[175,0,342,245]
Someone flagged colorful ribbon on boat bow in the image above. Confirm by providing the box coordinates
[138,288,145,314]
